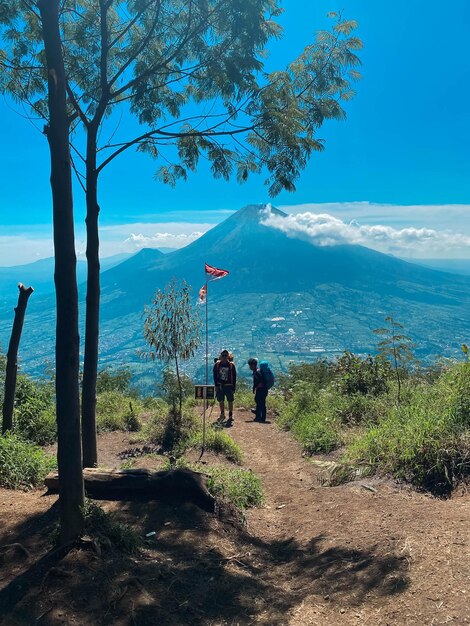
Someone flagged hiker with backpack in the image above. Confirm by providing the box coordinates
[248,358,274,423]
[213,349,237,426]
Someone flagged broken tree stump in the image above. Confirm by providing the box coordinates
[2,283,34,434]
[45,467,215,512]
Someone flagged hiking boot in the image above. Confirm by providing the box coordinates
[225,416,233,427]
[250,408,257,414]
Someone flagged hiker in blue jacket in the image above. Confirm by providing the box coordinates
[248,357,268,423]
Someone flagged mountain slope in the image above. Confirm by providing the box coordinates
[1,204,468,378]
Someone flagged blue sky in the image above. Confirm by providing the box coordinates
[1,0,469,265]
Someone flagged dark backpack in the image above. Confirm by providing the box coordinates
[259,361,275,389]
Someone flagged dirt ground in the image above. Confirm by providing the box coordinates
[0,409,469,625]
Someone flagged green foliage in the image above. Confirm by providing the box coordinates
[346,363,470,493]
[167,460,264,511]
[374,316,416,402]
[1,3,361,198]
[189,428,243,464]
[332,392,388,426]
[0,432,56,489]
[333,351,389,396]
[96,367,138,397]
[278,360,335,395]
[157,368,194,411]
[96,391,143,433]
[142,401,198,451]
[205,466,264,510]
[143,280,201,424]
[82,500,141,553]
[277,383,341,453]
[13,374,56,445]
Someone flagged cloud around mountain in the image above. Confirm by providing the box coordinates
[261,205,470,258]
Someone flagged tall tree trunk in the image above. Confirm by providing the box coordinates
[2,284,34,434]
[38,0,84,543]
[82,129,100,468]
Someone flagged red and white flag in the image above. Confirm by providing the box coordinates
[198,284,207,304]
[205,262,229,280]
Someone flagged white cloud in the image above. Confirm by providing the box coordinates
[0,236,54,266]
[261,206,470,259]
[123,230,205,250]
[278,201,470,235]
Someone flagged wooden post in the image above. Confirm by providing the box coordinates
[2,284,34,434]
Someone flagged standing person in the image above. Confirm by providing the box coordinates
[213,349,237,426]
[248,358,268,423]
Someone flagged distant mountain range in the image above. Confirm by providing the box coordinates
[401,258,470,276]
[1,205,469,384]
[0,253,132,297]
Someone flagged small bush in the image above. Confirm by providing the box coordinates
[142,402,198,451]
[346,371,470,493]
[188,428,243,464]
[0,432,56,489]
[82,500,141,553]
[332,393,388,426]
[162,459,264,510]
[333,352,389,396]
[96,391,143,432]
[15,405,57,445]
[291,411,341,454]
[205,466,264,510]
[13,375,56,444]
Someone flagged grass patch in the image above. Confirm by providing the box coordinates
[344,366,470,494]
[163,459,264,511]
[0,432,56,489]
[188,428,243,464]
[204,466,264,510]
[141,402,198,451]
[96,391,143,432]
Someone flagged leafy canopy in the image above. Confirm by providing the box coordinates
[0,2,362,194]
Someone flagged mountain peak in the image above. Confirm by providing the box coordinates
[232,203,287,221]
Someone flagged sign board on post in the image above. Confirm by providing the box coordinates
[194,384,215,400]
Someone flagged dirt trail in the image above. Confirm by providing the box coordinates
[227,409,470,625]
[0,411,469,625]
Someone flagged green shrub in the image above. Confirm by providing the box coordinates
[142,402,198,450]
[332,392,388,425]
[291,411,341,454]
[96,367,139,397]
[346,373,470,493]
[333,352,389,396]
[96,391,143,432]
[0,432,56,489]
[205,466,264,509]
[278,360,335,396]
[188,428,243,464]
[13,374,56,444]
[277,384,341,453]
[445,363,470,426]
[276,381,319,431]
[82,500,141,552]
[15,405,57,445]
[162,459,264,510]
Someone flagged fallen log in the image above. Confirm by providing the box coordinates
[45,467,215,512]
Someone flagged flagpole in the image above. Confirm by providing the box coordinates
[201,279,209,461]
[205,280,208,386]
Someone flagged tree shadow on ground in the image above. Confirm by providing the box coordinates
[0,495,410,625]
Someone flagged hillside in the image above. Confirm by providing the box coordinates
[0,204,469,380]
